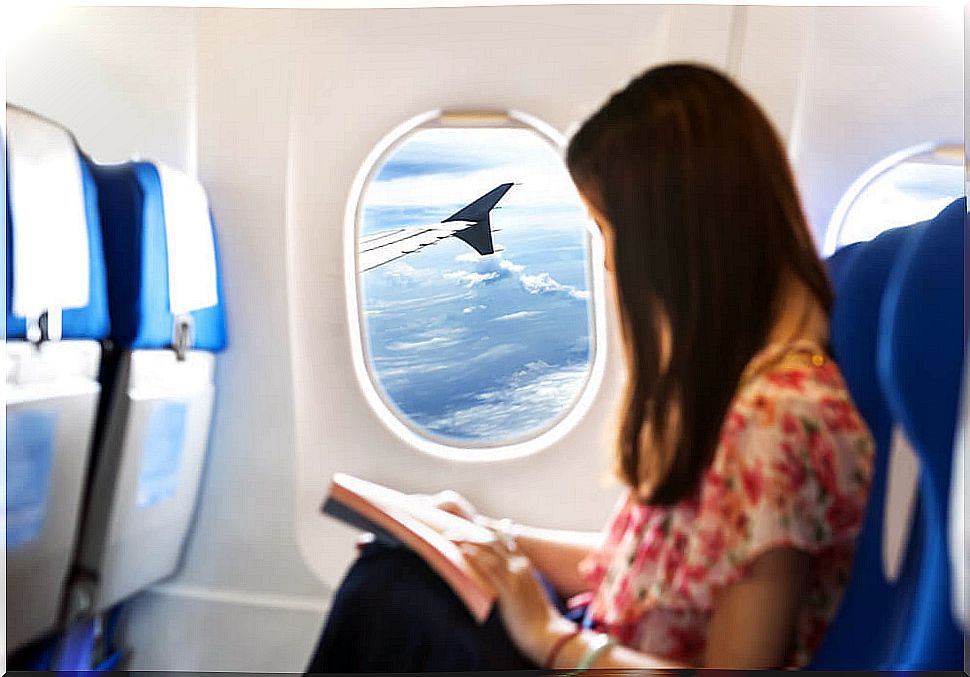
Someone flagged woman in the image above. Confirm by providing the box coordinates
[307,63,874,671]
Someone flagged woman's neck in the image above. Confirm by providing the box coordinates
[765,274,829,349]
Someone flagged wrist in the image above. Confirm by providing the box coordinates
[546,628,618,669]
[531,617,578,667]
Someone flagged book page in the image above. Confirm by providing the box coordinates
[332,473,495,543]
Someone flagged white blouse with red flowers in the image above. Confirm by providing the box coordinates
[577,340,875,668]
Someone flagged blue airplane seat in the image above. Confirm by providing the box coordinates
[876,196,966,669]
[63,159,228,620]
[91,161,227,352]
[949,335,968,634]
[5,105,110,653]
[809,222,926,669]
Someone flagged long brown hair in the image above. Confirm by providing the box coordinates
[566,63,832,506]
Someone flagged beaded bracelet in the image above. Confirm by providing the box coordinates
[544,628,582,669]
[575,633,618,670]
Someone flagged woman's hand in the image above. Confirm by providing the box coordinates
[457,539,571,665]
[413,490,478,521]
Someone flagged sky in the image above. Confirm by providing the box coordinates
[837,159,964,247]
[357,127,596,446]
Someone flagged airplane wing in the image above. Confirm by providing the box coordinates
[358,183,514,273]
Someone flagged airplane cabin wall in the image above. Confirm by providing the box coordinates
[5,8,198,171]
[789,7,964,240]
[4,4,962,671]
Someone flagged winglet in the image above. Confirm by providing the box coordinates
[442,183,514,223]
[441,183,514,256]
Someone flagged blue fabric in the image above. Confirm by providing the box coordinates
[90,161,227,352]
[876,196,966,669]
[809,223,925,669]
[5,153,111,340]
[51,618,97,671]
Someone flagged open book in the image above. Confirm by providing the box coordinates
[321,473,497,623]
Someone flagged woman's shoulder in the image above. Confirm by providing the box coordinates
[731,343,869,440]
[702,346,875,543]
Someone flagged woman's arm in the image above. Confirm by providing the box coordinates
[460,539,810,670]
[417,491,601,598]
[543,547,810,669]
[496,521,602,599]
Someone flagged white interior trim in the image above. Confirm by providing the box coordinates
[883,425,921,582]
[149,582,331,614]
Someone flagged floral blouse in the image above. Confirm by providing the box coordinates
[576,340,875,668]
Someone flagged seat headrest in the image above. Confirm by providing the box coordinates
[5,105,110,341]
[91,161,227,352]
[879,197,967,468]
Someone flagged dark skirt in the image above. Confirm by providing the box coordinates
[305,541,577,672]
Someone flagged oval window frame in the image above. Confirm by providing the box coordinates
[343,109,609,462]
[823,141,965,256]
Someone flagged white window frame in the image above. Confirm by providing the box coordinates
[823,141,964,257]
[343,109,608,462]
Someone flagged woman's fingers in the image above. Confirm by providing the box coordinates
[439,503,469,518]
[460,545,503,595]
[459,541,534,593]
[460,541,506,574]
[435,490,477,519]
[459,542,514,593]
[413,490,477,519]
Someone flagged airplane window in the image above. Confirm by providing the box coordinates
[350,114,599,456]
[826,143,965,254]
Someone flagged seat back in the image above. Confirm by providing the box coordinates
[877,196,966,669]
[949,336,968,633]
[5,105,110,652]
[809,223,925,668]
[65,160,227,618]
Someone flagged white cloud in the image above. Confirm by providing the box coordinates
[384,260,434,282]
[442,252,589,301]
[520,271,590,300]
[422,362,589,439]
[442,270,501,287]
[470,343,519,364]
[365,291,473,312]
[493,310,543,322]
[376,362,453,380]
[383,326,466,353]
[386,336,455,352]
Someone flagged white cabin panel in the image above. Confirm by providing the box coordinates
[5,6,197,170]
[661,5,734,69]
[734,6,816,149]
[788,6,963,241]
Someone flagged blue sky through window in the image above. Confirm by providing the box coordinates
[358,127,594,445]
